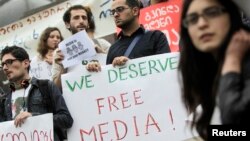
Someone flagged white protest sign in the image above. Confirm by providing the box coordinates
[30,56,52,80]
[0,113,53,141]
[59,30,96,68]
[68,53,107,73]
[62,53,196,141]
[81,53,107,66]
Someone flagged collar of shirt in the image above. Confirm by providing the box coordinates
[117,26,146,39]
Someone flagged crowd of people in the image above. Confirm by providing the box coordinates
[0,0,250,141]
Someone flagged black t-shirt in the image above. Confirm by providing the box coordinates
[106,27,170,64]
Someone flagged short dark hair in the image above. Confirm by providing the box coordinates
[125,0,141,16]
[1,46,30,71]
[125,0,141,8]
[63,5,94,28]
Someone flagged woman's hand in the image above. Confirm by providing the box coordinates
[222,29,250,74]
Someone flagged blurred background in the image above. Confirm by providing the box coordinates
[0,0,67,27]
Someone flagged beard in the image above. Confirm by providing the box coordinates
[69,26,79,34]
[69,25,87,34]
[116,16,135,29]
[8,72,25,83]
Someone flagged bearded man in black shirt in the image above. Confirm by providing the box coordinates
[87,0,170,71]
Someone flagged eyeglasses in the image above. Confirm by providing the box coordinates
[1,58,21,67]
[183,6,227,28]
[110,6,130,16]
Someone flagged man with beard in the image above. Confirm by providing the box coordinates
[62,5,110,52]
[63,5,90,34]
[87,0,170,71]
[52,5,111,89]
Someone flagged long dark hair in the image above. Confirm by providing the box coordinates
[178,0,242,139]
[37,27,63,59]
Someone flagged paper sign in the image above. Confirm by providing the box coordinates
[62,53,197,141]
[139,0,182,52]
[30,56,52,80]
[59,30,96,68]
[0,113,53,141]
[67,53,107,72]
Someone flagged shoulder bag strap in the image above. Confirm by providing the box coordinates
[124,30,148,57]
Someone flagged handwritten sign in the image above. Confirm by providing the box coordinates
[0,113,53,141]
[139,0,182,52]
[30,56,52,80]
[59,30,97,68]
[62,53,196,141]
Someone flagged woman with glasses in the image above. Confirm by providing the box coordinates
[178,0,250,140]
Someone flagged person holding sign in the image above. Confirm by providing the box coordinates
[52,5,111,90]
[30,27,64,80]
[0,46,73,141]
[86,0,170,72]
[178,0,250,140]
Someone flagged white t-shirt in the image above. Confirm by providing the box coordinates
[11,84,31,119]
